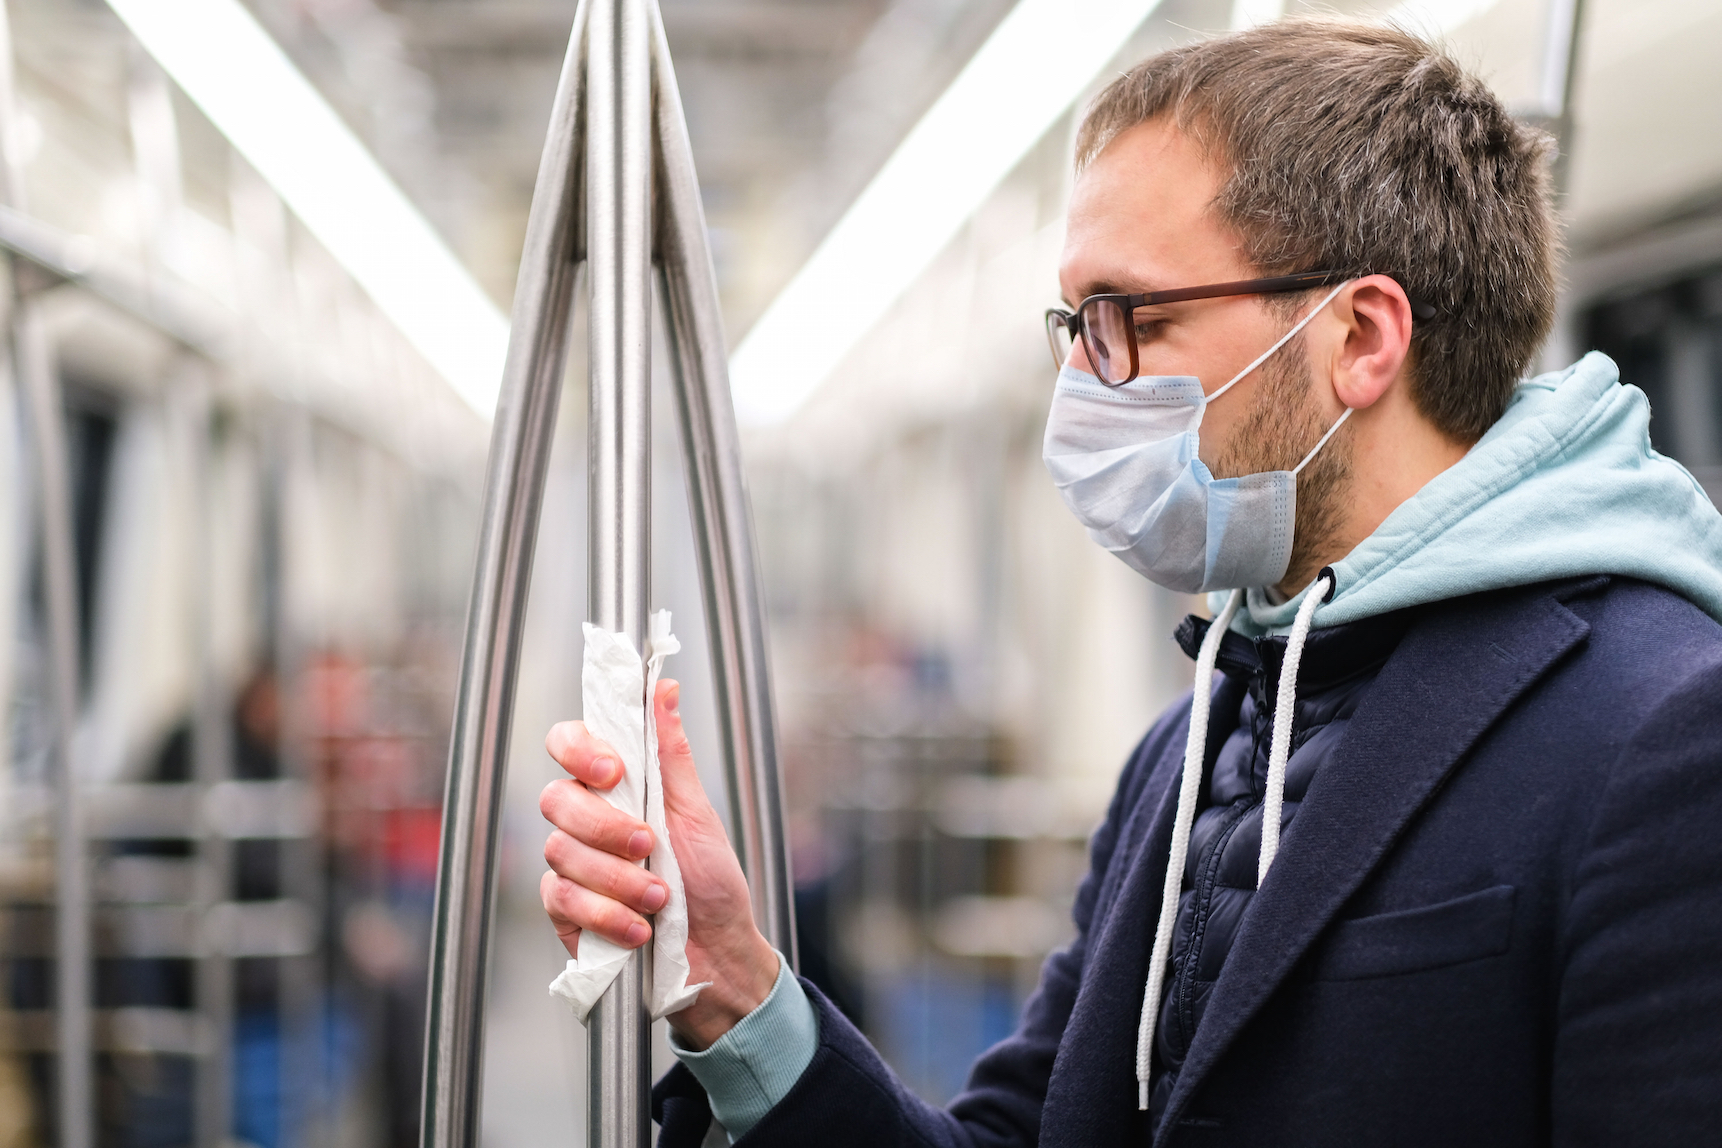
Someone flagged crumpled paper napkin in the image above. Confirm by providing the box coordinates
[548,610,707,1023]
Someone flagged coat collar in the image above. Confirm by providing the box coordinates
[1175,603,1417,696]
[1151,581,1593,1140]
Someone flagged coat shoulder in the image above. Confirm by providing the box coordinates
[1541,576,1722,721]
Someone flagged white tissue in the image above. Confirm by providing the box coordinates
[548,610,708,1023]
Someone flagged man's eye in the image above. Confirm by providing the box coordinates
[1133,318,1165,342]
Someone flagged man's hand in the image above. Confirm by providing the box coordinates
[540,679,780,1049]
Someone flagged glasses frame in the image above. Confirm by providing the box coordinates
[1044,270,1437,385]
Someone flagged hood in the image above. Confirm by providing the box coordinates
[1221,351,1722,637]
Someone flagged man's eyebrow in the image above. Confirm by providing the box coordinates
[1071,280,1122,301]
[1069,274,1172,303]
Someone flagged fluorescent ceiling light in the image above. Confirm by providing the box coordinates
[1384,0,1504,36]
[729,0,1508,427]
[729,0,1164,426]
[1230,0,1286,31]
[106,0,509,416]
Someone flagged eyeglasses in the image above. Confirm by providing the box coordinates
[1044,270,1437,386]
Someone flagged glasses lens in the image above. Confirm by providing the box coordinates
[1079,298,1133,384]
[1045,311,1074,370]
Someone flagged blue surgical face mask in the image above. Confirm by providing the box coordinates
[1041,283,1351,594]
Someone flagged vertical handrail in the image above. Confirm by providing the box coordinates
[14,279,89,1148]
[265,409,327,1148]
[421,1,794,1143]
[0,4,91,1147]
[1540,0,1587,197]
[585,0,656,1145]
[648,11,796,964]
[179,367,235,1148]
[420,4,589,1147]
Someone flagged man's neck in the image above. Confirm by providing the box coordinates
[1275,391,1475,598]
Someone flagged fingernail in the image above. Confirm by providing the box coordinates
[625,922,650,947]
[666,684,680,714]
[628,830,652,857]
[641,884,667,912]
[593,756,618,783]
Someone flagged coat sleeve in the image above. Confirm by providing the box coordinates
[1551,654,1722,1143]
[651,698,1192,1148]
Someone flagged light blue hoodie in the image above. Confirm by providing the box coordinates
[1224,351,1722,636]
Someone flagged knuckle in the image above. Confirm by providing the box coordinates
[544,874,577,919]
[597,901,638,941]
[598,862,633,900]
[576,803,617,847]
[565,886,604,931]
[543,829,569,868]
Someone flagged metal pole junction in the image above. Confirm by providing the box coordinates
[421,1,796,1146]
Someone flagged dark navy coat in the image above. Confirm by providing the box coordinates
[655,576,1722,1146]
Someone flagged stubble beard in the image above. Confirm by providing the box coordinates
[1209,336,1352,593]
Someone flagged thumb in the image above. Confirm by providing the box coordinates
[654,679,712,813]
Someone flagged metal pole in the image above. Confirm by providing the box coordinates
[262,410,325,1148]
[0,4,92,1145]
[419,3,590,1146]
[585,0,654,1144]
[16,277,88,1148]
[648,9,797,965]
[1537,0,1586,197]
[176,368,235,1148]
[423,1,797,1143]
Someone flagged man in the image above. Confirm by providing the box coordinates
[539,20,1722,1146]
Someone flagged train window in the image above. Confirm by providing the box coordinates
[1585,268,1722,498]
[61,381,121,694]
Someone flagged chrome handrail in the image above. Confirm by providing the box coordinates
[584,0,655,1142]
[0,5,91,1147]
[421,1,795,1145]
[649,5,796,966]
[419,2,589,1144]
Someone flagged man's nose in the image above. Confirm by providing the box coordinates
[1066,334,1093,374]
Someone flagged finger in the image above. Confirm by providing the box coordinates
[539,869,653,949]
[540,869,581,956]
[545,720,624,789]
[539,778,653,859]
[544,829,669,915]
[654,680,714,812]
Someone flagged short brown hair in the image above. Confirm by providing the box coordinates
[1077,20,1557,443]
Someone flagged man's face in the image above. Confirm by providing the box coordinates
[1057,116,1327,480]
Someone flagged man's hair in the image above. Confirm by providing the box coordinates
[1076,20,1557,443]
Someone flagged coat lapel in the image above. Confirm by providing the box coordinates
[1157,586,1592,1139]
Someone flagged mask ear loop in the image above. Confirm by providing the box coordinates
[1291,406,1353,475]
[1203,281,1349,406]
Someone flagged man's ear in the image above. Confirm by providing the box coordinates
[1330,275,1414,410]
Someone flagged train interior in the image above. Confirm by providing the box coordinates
[2,0,1719,1145]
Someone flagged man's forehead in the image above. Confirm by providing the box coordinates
[1079,118,1216,190]
[1060,120,1243,300]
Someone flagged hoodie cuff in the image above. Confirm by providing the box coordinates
[668,951,818,1142]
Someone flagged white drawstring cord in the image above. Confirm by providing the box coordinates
[1137,588,1244,1112]
[1135,571,1334,1113]
[1257,571,1333,884]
